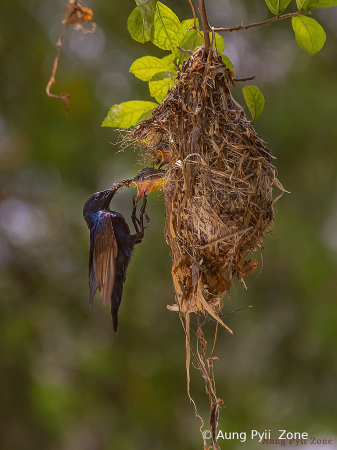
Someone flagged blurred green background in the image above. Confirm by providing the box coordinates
[1,1,337,449]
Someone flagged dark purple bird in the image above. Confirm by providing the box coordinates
[83,183,146,332]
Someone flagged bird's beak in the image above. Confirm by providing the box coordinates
[107,186,118,197]
[158,151,171,169]
[129,181,150,204]
[101,188,116,208]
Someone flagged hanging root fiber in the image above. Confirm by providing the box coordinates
[129,44,283,448]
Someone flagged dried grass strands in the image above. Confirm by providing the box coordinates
[129,44,283,447]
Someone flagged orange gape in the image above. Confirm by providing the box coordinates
[129,167,166,203]
[146,147,171,169]
[157,150,171,168]
[130,177,164,204]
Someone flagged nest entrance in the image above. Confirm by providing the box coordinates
[130,45,283,448]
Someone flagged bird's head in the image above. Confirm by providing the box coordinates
[147,149,171,169]
[146,141,171,169]
[157,149,171,168]
[129,167,166,204]
[83,187,116,226]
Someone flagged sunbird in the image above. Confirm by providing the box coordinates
[83,183,147,332]
[130,167,167,204]
[146,143,171,169]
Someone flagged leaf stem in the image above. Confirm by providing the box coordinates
[213,10,309,33]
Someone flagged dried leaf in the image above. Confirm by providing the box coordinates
[274,177,290,193]
[167,304,179,311]
[197,283,233,334]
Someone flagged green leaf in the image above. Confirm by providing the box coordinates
[307,0,337,8]
[102,101,158,128]
[181,18,200,36]
[149,78,175,103]
[194,33,205,48]
[135,0,157,36]
[151,2,182,50]
[296,0,318,9]
[130,56,172,81]
[174,30,226,65]
[291,16,326,55]
[265,0,292,14]
[127,7,150,43]
[242,86,265,121]
[174,29,200,63]
[173,18,225,64]
[151,71,176,81]
[221,54,234,71]
[138,109,155,122]
[213,33,225,53]
[179,19,200,49]
[161,54,177,70]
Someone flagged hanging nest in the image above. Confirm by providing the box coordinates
[126,44,286,449]
[131,45,283,325]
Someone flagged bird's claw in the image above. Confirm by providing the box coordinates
[131,195,141,233]
[138,194,147,234]
[144,211,153,225]
[131,193,152,234]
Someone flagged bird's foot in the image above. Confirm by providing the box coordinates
[139,194,148,234]
[144,211,153,225]
[138,193,152,225]
[131,195,141,233]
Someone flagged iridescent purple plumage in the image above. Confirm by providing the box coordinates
[83,186,145,332]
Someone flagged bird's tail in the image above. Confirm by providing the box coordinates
[110,270,126,333]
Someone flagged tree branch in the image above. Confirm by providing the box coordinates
[213,10,309,33]
[198,0,211,53]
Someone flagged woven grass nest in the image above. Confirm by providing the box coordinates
[131,45,284,332]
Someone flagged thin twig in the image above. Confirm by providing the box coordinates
[177,46,194,55]
[198,0,211,53]
[178,312,205,432]
[46,0,96,106]
[233,75,257,82]
[46,24,70,104]
[187,0,197,29]
[210,322,219,359]
[213,10,309,33]
[186,0,204,41]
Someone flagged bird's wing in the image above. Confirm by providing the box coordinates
[89,230,98,306]
[93,214,119,307]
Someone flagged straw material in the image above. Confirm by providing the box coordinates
[125,44,287,448]
[132,45,281,324]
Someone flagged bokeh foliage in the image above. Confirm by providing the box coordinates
[0,1,337,449]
